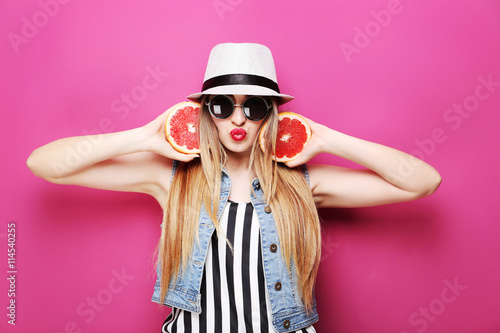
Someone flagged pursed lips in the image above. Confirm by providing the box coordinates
[230,128,247,141]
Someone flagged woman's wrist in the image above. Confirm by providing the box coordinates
[318,126,382,166]
[315,125,347,157]
[125,126,156,153]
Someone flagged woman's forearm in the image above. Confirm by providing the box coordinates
[27,105,199,184]
[320,128,442,195]
[27,127,147,181]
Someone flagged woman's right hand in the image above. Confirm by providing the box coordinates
[138,102,199,163]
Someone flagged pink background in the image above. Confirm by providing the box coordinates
[1,0,500,332]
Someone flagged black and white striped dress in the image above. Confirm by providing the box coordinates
[162,200,315,333]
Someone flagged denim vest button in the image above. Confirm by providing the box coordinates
[283,320,290,329]
[264,205,272,213]
[270,244,277,252]
[275,282,282,291]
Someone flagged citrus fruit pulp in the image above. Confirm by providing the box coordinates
[259,112,311,162]
[165,101,201,154]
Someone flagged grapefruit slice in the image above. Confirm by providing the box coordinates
[165,101,201,154]
[259,111,311,162]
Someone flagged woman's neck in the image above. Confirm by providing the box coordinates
[224,150,257,202]
[224,150,253,176]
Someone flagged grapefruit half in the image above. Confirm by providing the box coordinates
[165,101,201,154]
[259,112,311,162]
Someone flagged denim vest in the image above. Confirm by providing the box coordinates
[152,160,319,332]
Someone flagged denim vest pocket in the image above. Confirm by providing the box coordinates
[272,301,319,333]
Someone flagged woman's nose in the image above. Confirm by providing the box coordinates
[230,105,246,126]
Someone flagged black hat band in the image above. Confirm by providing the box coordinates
[202,74,280,94]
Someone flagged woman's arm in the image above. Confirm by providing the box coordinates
[285,117,442,208]
[26,106,198,205]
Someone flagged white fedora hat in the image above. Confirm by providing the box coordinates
[187,43,294,105]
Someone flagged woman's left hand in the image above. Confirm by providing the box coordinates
[284,116,329,168]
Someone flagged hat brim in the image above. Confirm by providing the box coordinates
[187,85,294,105]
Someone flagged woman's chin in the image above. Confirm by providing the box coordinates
[222,141,253,155]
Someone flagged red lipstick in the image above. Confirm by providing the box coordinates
[230,128,247,141]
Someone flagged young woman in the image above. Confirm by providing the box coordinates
[27,43,441,333]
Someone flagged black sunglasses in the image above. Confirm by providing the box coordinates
[206,95,272,121]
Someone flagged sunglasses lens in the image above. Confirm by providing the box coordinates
[209,95,233,119]
[243,97,269,121]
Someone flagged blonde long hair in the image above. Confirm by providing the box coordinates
[158,96,321,312]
